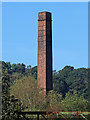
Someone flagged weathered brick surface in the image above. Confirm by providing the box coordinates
[37,12,53,95]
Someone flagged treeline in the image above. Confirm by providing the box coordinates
[1,61,90,120]
[1,61,88,99]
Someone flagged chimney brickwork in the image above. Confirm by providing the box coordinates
[37,12,53,94]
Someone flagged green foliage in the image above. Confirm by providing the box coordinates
[53,66,88,100]
[2,95,24,120]
[1,60,90,119]
[12,63,25,74]
[26,66,37,79]
[61,91,89,111]
[11,76,46,111]
[53,76,69,97]
[46,90,65,111]
[11,78,65,111]
[2,69,24,120]
[2,72,10,120]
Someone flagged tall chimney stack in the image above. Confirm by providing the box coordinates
[37,12,53,95]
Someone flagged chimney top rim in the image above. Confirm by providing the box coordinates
[38,11,51,14]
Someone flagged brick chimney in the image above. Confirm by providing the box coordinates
[37,12,53,95]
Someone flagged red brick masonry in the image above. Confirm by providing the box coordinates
[37,12,53,95]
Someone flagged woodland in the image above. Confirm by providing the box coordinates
[1,61,90,120]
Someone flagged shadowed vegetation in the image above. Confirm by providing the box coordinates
[1,61,90,119]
